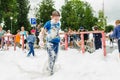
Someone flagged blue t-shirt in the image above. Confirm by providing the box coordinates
[44,20,61,43]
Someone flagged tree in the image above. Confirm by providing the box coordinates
[16,0,31,31]
[36,0,55,25]
[61,0,98,31]
[105,25,114,33]
[0,0,18,34]
[97,10,107,30]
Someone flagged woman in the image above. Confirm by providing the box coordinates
[111,20,120,58]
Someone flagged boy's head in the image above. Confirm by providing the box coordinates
[51,11,60,23]
[30,29,36,34]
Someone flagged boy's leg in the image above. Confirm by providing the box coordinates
[27,43,32,56]
[53,43,59,63]
[47,42,58,75]
[31,44,35,56]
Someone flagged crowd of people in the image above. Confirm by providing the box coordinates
[0,24,45,49]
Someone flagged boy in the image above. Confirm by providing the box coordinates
[27,30,36,57]
[44,11,61,75]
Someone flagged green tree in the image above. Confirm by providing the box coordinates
[105,25,114,33]
[0,0,18,34]
[0,0,2,23]
[97,10,107,30]
[16,0,31,31]
[36,0,55,25]
[61,0,97,30]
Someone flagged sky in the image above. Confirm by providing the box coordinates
[29,0,120,25]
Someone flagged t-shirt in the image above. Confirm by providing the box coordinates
[4,33,12,41]
[44,20,61,43]
[0,30,5,37]
[93,33,102,42]
[20,31,27,39]
[15,33,20,43]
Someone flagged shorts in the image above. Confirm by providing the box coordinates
[118,39,120,53]
[0,38,1,45]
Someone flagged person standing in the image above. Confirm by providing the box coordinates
[20,26,27,52]
[111,20,120,58]
[15,30,21,48]
[27,30,36,57]
[44,11,61,75]
[0,25,5,50]
[35,25,41,45]
[4,30,12,50]
[38,27,45,48]
[93,26,102,50]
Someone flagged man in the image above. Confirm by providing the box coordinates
[44,11,61,75]
[111,20,120,58]
[93,26,102,50]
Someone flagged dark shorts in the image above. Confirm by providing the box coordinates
[118,40,120,53]
[0,38,1,44]
[24,39,27,44]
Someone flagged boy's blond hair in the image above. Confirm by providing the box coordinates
[52,11,60,16]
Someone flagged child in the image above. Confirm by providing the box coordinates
[44,11,61,75]
[27,30,36,57]
[4,30,12,50]
[15,30,21,48]
[38,27,45,48]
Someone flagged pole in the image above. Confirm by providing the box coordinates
[102,32,106,56]
[81,33,85,54]
[11,19,12,33]
[65,34,68,50]
[10,17,13,33]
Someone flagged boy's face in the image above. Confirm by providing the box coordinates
[52,16,60,23]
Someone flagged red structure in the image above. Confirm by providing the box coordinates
[63,31,107,56]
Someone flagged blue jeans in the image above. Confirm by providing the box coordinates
[27,42,34,56]
[47,42,59,73]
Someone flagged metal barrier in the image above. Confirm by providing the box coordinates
[0,35,25,51]
[1,35,16,51]
[63,31,106,56]
[0,31,106,57]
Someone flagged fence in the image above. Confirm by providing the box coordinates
[0,31,107,56]
[0,35,25,51]
[63,31,106,56]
